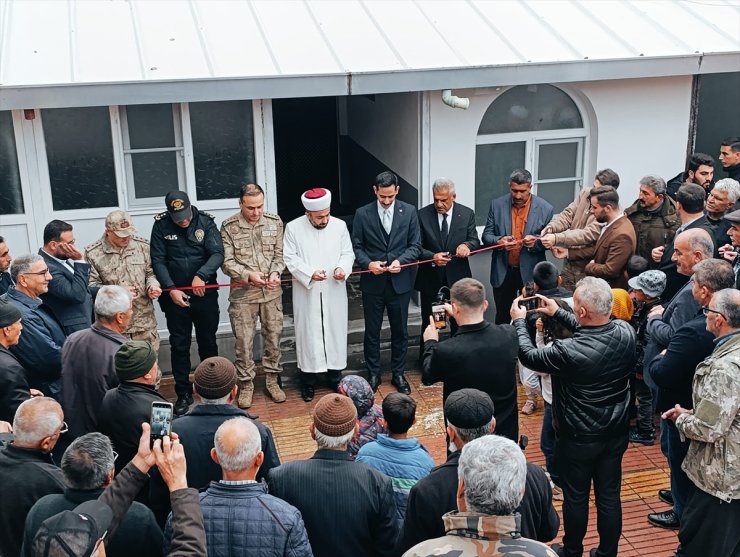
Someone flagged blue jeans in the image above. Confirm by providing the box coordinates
[661,419,693,518]
[540,402,558,485]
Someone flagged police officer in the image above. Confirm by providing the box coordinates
[221,183,285,409]
[86,210,162,350]
[151,191,224,415]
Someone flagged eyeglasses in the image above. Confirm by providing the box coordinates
[702,306,726,320]
[112,450,119,462]
[59,421,68,434]
[22,268,50,276]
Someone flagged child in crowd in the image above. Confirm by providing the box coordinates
[625,254,649,281]
[338,375,386,458]
[534,298,574,499]
[626,270,667,445]
[356,393,435,523]
[519,262,573,415]
[611,288,635,322]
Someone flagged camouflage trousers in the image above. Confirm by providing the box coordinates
[229,297,283,383]
[560,259,588,292]
[128,328,161,352]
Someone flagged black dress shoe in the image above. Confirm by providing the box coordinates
[368,375,381,392]
[658,489,674,505]
[301,385,315,402]
[174,393,193,416]
[648,510,680,529]
[391,375,411,395]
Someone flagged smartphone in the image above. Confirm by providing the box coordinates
[150,401,174,445]
[432,302,448,330]
[518,296,541,311]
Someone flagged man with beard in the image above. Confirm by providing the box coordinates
[667,153,715,199]
[283,188,355,401]
[584,186,636,289]
[625,175,681,268]
[482,169,553,324]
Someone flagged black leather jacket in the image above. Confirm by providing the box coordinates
[515,309,636,440]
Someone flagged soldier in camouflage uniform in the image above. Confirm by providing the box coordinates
[403,434,557,557]
[85,210,162,350]
[221,183,285,408]
[663,287,740,557]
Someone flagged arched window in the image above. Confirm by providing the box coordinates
[474,84,587,223]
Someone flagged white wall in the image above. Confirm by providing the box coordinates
[346,93,420,187]
[426,76,693,212]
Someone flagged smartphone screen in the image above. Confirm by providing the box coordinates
[150,402,174,442]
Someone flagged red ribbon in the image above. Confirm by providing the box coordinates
[163,237,534,292]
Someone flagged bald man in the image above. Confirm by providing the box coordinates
[0,398,66,557]
[164,417,311,556]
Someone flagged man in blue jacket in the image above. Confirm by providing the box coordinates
[352,171,421,393]
[482,168,553,323]
[2,253,66,398]
[165,416,312,557]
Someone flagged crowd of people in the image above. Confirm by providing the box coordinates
[0,136,739,557]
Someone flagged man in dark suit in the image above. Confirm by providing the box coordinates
[421,278,519,442]
[267,393,397,557]
[39,220,93,334]
[584,186,636,289]
[351,171,421,394]
[482,169,554,324]
[652,183,716,300]
[415,177,480,359]
[0,237,13,295]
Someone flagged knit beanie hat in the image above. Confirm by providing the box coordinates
[194,357,237,400]
[313,394,357,437]
[0,300,21,327]
[115,340,157,381]
[445,388,495,429]
[611,288,634,321]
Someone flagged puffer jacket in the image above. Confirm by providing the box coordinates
[515,309,636,439]
[339,375,386,457]
[624,197,681,266]
[356,434,435,523]
[164,482,313,557]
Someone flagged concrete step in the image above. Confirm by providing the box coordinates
[157,300,424,383]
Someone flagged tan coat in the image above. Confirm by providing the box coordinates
[85,236,160,336]
[584,215,636,289]
[545,187,602,253]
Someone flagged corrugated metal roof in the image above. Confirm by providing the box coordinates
[1,0,739,109]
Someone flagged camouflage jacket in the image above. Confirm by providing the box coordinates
[220,212,284,303]
[85,235,160,334]
[402,512,557,557]
[677,331,740,502]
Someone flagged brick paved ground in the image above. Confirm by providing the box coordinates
[164,369,680,556]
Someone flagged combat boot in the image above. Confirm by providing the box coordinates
[238,381,254,409]
[265,372,286,403]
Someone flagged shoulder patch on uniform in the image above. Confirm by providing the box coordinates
[264,212,282,222]
[198,210,216,220]
[154,211,168,221]
[133,236,150,245]
[221,214,239,226]
[85,238,103,251]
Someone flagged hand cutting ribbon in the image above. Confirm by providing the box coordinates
[162,236,537,292]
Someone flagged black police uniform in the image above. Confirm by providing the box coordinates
[150,206,224,399]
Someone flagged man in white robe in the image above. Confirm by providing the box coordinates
[283,188,355,401]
